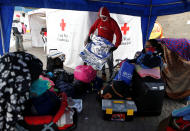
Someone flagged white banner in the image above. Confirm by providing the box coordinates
[46,9,143,69]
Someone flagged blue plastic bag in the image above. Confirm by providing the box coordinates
[114,61,135,85]
[80,35,114,70]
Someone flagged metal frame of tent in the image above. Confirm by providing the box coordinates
[0,0,190,55]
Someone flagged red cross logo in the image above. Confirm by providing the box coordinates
[121,23,129,35]
[60,19,66,31]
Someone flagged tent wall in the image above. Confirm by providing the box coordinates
[46,9,143,69]
[0,5,14,55]
[28,14,46,47]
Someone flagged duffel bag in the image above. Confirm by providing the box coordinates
[74,65,96,83]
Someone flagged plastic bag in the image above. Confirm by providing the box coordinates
[114,61,135,85]
[80,35,114,70]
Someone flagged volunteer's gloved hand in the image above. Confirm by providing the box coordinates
[84,36,92,46]
[109,47,117,53]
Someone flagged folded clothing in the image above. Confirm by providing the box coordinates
[30,79,50,97]
[136,51,162,69]
[135,65,161,79]
[172,105,190,118]
[55,80,75,97]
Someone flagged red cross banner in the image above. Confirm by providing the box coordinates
[60,19,66,31]
[121,23,130,35]
[110,13,143,64]
[46,9,142,69]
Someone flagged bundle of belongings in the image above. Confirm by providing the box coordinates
[18,68,78,130]
[131,49,165,116]
[99,47,165,118]
[158,105,190,131]
[100,61,135,100]
[80,34,114,70]
[19,92,77,131]
[100,49,163,100]
[99,59,137,121]
[73,65,104,97]
[0,52,77,131]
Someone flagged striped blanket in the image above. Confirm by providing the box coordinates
[161,41,190,99]
[157,38,190,61]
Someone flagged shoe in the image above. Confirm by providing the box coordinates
[102,74,107,82]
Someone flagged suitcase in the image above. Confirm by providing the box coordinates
[132,71,165,116]
[102,99,137,121]
[46,49,65,72]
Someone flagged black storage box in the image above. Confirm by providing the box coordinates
[46,49,65,72]
[132,71,165,116]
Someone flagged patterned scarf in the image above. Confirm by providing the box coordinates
[0,52,43,131]
[157,38,190,61]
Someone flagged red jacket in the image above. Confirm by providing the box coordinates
[89,7,122,48]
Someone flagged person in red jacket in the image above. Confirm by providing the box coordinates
[85,6,122,81]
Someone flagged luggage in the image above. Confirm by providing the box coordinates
[74,65,96,83]
[73,80,92,98]
[16,93,77,131]
[46,49,65,72]
[55,80,75,97]
[132,71,165,116]
[102,99,137,121]
[99,81,133,100]
[55,70,74,83]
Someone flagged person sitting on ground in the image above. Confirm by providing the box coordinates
[127,39,163,69]
[151,38,190,100]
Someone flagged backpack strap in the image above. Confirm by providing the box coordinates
[111,84,124,98]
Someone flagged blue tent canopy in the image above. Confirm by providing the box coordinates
[0,0,190,55]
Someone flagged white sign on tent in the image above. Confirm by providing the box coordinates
[46,9,143,69]
[111,13,143,62]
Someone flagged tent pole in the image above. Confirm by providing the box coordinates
[0,14,5,55]
[145,0,153,41]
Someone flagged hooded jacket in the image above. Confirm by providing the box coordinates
[89,7,122,48]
